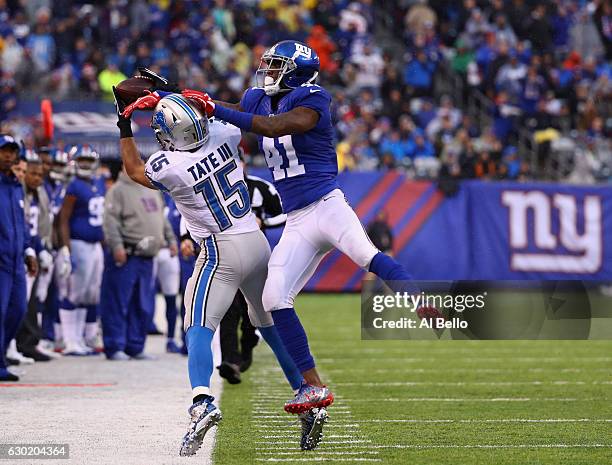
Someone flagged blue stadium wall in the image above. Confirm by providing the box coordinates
[251,169,612,291]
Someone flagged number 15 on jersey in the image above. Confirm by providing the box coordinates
[193,159,250,231]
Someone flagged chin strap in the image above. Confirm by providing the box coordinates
[305,72,319,84]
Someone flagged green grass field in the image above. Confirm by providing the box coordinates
[214,294,612,465]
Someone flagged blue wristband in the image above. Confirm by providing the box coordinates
[157,90,172,98]
[213,105,253,132]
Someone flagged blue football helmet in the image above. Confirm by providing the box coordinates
[69,144,99,179]
[256,40,320,96]
[48,147,70,182]
[24,148,40,163]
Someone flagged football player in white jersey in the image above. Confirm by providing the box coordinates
[113,90,307,456]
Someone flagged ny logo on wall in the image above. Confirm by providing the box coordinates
[502,191,603,273]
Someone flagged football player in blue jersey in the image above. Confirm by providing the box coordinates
[125,47,420,445]
[39,147,71,350]
[57,145,105,355]
[43,147,71,219]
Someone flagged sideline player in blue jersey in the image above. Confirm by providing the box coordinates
[39,147,71,350]
[58,145,105,355]
[125,49,420,433]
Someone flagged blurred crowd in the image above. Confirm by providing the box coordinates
[0,0,609,182]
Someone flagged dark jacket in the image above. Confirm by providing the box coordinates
[0,171,31,273]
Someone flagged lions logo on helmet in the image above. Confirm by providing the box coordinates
[69,144,99,179]
[151,95,209,152]
[256,40,320,96]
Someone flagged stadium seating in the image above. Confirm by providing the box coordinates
[0,1,609,181]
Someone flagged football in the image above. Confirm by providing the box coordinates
[114,76,155,104]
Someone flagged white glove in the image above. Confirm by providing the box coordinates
[38,249,53,272]
[57,246,72,278]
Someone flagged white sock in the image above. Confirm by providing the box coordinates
[85,322,98,341]
[59,309,77,345]
[54,323,63,343]
[7,339,18,357]
[192,386,211,398]
[75,308,87,345]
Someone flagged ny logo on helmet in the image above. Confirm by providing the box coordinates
[294,43,312,59]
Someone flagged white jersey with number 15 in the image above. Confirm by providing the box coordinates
[144,119,259,243]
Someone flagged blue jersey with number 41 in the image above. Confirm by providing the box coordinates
[66,176,105,243]
[240,84,339,213]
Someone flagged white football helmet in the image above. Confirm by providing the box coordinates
[151,95,209,152]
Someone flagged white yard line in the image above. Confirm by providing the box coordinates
[254,441,373,450]
[260,434,356,440]
[255,456,382,462]
[325,367,610,374]
[256,424,361,429]
[257,451,380,456]
[358,418,612,424]
[254,439,373,446]
[334,380,611,387]
[347,397,600,402]
[252,410,354,415]
[354,347,603,355]
[317,357,612,364]
[366,444,612,449]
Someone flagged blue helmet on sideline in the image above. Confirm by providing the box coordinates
[47,147,70,182]
[24,148,40,163]
[0,134,20,154]
[256,40,320,96]
[69,144,99,179]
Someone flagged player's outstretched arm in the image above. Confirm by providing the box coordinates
[212,100,242,112]
[249,107,319,137]
[113,86,155,189]
[182,90,319,137]
[119,137,154,189]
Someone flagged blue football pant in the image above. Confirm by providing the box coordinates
[0,268,27,370]
[100,253,154,357]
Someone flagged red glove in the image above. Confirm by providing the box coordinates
[182,89,215,117]
[122,90,162,118]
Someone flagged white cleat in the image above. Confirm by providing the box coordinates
[36,341,61,359]
[179,397,222,456]
[62,342,90,356]
[7,340,35,365]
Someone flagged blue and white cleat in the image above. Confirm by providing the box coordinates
[179,397,222,456]
[285,382,334,414]
[299,407,328,450]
